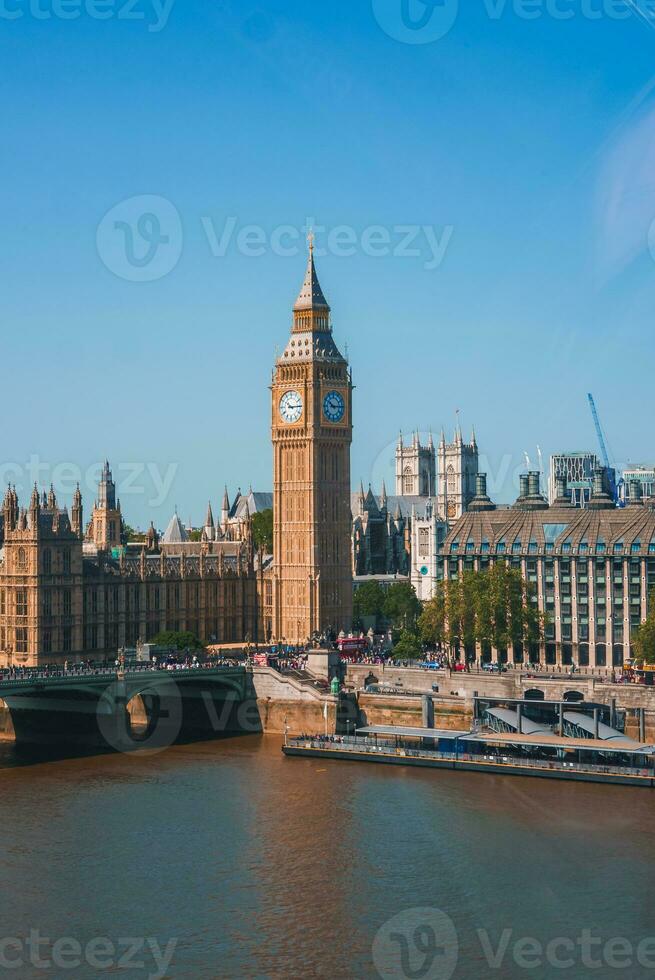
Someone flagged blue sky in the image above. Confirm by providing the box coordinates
[2,0,655,528]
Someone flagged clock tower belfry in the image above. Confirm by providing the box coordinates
[271,243,353,644]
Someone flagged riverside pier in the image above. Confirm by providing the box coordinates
[283,720,655,789]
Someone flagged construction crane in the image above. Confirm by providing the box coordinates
[587,393,620,503]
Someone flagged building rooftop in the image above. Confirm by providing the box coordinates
[444,502,655,555]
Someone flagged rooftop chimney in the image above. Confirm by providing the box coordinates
[587,467,615,510]
[515,471,548,511]
[468,473,496,512]
[629,480,643,505]
[554,474,571,507]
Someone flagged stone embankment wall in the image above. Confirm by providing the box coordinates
[250,667,339,735]
[346,665,655,740]
[357,693,473,732]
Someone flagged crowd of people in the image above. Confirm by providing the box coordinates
[0,652,244,683]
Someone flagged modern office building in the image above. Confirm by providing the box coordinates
[435,470,655,668]
[622,466,655,504]
[549,452,600,507]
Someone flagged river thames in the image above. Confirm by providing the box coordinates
[1,736,655,979]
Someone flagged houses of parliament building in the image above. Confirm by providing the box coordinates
[0,246,352,666]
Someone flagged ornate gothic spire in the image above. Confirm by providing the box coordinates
[72,483,83,539]
[293,236,330,312]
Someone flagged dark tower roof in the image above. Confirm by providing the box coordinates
[293,242,330,312]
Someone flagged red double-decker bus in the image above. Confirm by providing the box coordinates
[337,637,369,661]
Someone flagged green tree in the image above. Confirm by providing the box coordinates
[420,563,547,662]
[152,630,203,651]
[252,509,274,553]
[391,629,423,660]
[383,582,422,629]
[353,581,385,626]
[444,578,464,653]
[634,591,655,665]
[418,587,446,647]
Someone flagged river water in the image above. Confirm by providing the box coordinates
[1,735,655,979]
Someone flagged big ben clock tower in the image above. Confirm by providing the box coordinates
[271,240,353,643]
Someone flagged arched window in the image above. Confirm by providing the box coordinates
[447,465,456,493]
[16,547,27,571]
[403,466,414,495]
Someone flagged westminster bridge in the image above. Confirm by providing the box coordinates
[0,664,257,752]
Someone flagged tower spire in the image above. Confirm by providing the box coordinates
[293,238,330,313]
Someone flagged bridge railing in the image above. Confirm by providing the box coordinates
[0,662,245,688]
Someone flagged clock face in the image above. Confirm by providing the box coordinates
[447,501,457,519]
[279,390,303,423]
[323,390,345,423]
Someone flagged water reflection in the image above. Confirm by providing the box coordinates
[1,737,654,978]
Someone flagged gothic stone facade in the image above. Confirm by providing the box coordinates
[351,485,411,577]
[0,485,260,667]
